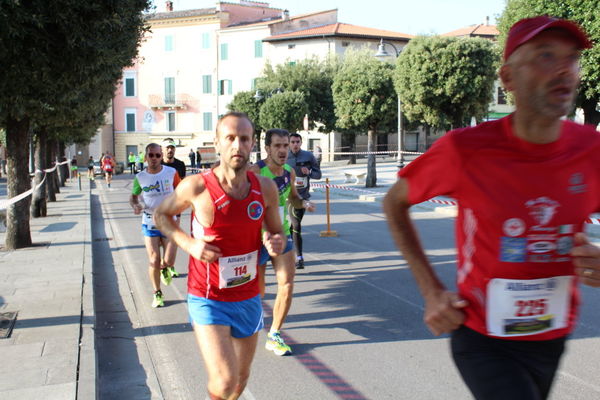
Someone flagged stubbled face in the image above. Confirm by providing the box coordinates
[163,145,175,161]
[290,136,302,153]
[501,29,582,120]
[216,116,255,171]
[145,145,163,169]
[266,135,290,167]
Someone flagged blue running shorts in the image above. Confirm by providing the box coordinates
[259,235,294,265]
[187,293,264,338]
[142,224,166,238]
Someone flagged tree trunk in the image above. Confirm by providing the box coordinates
[582,97,600,127]
[5,117,33,249]
[57,141,67,187]
[46,140,57,202]
[366,127,377,188]
[31,129,47,218]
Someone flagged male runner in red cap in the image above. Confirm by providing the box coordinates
[385,16,599,400]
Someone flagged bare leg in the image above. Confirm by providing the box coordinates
[269,250,296,332]
[258,263,267,298]
[162,217,180,268]
[193,323,258,400]
[144,236,162,291]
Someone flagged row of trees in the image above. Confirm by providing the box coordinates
[0,1,151,249]
[229,37,498,188]
[229,0,599,188]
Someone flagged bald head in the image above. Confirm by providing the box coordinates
[216,112,254,138]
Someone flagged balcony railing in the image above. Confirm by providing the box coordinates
[148,94,188,110]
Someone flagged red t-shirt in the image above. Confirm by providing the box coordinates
[102,156,114,172]
[188,170,265,301]
[399,115,600,340]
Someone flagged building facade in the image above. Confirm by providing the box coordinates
[105,1,413,164]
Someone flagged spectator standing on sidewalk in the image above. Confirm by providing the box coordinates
[154,112,284,400]
[130,143,181,308]
[159,138,186,278]
[136,150,145,173]
[287,133,321,269]
[128,151,137,174]
[384,16,600,400]
[188,148,196,169]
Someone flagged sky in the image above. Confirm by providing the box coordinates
[156,0,508,35]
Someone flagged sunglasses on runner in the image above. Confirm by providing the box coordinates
[147,153,162,158]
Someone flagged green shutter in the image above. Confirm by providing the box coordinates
[126,113,135,132]
[165,35,173,51]
[125,78,135,96]
[228,80,232,95]
[203,112,213,131]
[165,77,175,103]
[203,75,212,94]
[167,112,175,131]
[221,43,228,60]
[202,32,210,49]
[254,40,263,58]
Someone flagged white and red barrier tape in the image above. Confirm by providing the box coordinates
[322,150,425,156]
[313,182,600,225]
[0,160,69,210]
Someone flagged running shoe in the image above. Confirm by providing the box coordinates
[265,331,292,356]
[160,267,173,285]
[168,266,179,278]
[296,258,304,270]
[152,290,164,308]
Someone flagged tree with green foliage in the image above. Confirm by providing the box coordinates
[394,36,498,138]
[259,91,308,134]
[333,48,397,187]
[497,0,600,125]
[227,90,263,137]
[0,1,150,249]
[259,57,338,132]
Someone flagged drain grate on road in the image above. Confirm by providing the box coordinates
[0,311,18,339]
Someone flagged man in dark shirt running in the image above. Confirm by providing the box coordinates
[287,133,321,269]
[160,138,187,278]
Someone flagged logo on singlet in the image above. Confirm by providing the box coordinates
[247,201,263,220]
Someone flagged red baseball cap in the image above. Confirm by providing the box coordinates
[504,16,592,61]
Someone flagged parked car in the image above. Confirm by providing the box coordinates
[93,161,103,176]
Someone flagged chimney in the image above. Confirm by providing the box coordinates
[485,16,489,25]
[166,1,173,12]
[282,9,289,21]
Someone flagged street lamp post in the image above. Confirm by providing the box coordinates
[375,39,404,169]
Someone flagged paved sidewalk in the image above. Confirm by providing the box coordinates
[0,179,95,399]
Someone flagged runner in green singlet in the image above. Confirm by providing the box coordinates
[249,128,315,356]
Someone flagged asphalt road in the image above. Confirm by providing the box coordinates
[92,172,600,400]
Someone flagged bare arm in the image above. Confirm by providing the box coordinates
[258,175,284,256]
[289,169,315,211]
[154,175,222,262]
[129,194,143,215]
[383,178,467,336]
[571,232,600,287]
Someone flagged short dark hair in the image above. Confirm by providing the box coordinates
[145,142,161,153]
[216,112,255,136]
[290,132,302,142]
[265,128,290,147]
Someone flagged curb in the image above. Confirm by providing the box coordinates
[77,183,96,399]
